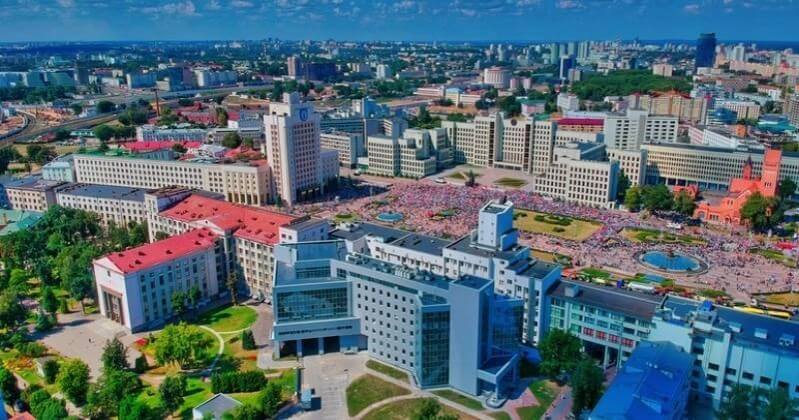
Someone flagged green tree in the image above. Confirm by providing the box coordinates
[0,367,20,403]
[54,129,71,141]
[119,395,163,420]
[615,172,631,202]
[216,108,229,126]
[101,337,129,372]
[740,192,781,231]
[159,374,187,414]
[222,132,242,149]
[241,330,256,350]
[84,369,141,418]
[778,178,797,201]
[641,184,674,212]
[258,381,282,417]
[570,358,604,416]
[673,190,697,216]
[8,268,30,295]
[538,329,582,378]
[93,124,116,142]
[171,143,188,154]
[717,384,757,420]
[227,271,239,305]
[226,404,263,420]
[43,359,60,384]
[40,286,59,315]
[96,100,116,113]
[57,359,91,405]
[188,286,202,310]
[0,148,20,174]
[153,323,212,368]
[762,387,798,420]
[0,291,28,331]
[498,95,521,116]
[412,398,457,420]
[624,185,643,211]
[171,291,187,319]
[70,104,83,115]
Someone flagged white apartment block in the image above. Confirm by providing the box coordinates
[56,184,149,227]
[604,109,678,151]
[72,153,271,205]
[135,125,208,142]
[93,228,221,332]
[716,99,761,121]
[4,176,64,212]
[320,130,364,168]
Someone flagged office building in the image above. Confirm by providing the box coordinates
[483,67,511,89]
[533,143,620,209]
[135,125,208,142]
[785,94,799,127]
[695,33,717,69]
[126,72,157,89]
[194,69,237,87]
[4,176,65,212]
[56,183,150,227]
[365,128,444,179]
[376,64,393,80]
[603,110,678,151]
[649,297,799,407]
[626,93,709,124]
[559,56,575,81]
[320,131,364,168]
[607,148,647,186]
[652,63,674,77]
[716,99,761,121]
[93,228,221,332]
[73,152,272,205]
[42,154,76,182]
[589,341,692,420]
[265,93,338,206]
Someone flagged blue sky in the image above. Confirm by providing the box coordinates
[0,0,797,42]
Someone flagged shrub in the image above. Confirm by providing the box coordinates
[134,355,148,373]
[553,227,566,233]
[43,359,60,384]
[241,330,256,350]
[58,299,69,314]
[18,341,47,358]
[211,371,267,393]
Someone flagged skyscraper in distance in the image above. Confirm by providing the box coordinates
[695,33,717,69]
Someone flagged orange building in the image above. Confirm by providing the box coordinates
[694,149,781,224]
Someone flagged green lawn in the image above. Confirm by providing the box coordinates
[362,397,473,420]
[366,360,409,383]
[489,412,513,420]
[432,389,483,411]
[494,177,528,188]
[760,292,799,307]
[580,267,612,280]
[622,227,705,245]
[196,305,258,332]
[750,247,797,268]
[346,374,411,416]
[514,210,602,242]
[516,380,558,420]
[334,212,359,222]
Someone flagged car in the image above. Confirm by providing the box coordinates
[434,177,446,184]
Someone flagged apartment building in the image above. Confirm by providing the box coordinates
[56,183,150,227]
[272,240,524,401]
[4,176,65,212]
[135,125,208,142]
[72,152,271,205]
[93,228,222,332]
[626,93,709,124]
[716,99,761,121]
[603,110,678,151]
[320,130,364,168]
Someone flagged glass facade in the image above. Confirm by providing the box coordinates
[417,310,450,387]
[492,299,523,354]
[276,287,350,322]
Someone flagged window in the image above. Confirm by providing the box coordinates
[742,372,754,380]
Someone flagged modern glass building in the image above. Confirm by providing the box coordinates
[271,240,524,403]
[695,33,717,69]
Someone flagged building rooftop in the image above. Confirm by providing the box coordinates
[662,296,799,355]
[517,258,560,279]
[103,228,217,274]
[590,341,692,420]
[444,234,522,261]
[550,280,664,320]
[192,393,242,419]
[390,233,450,256]
[122,141,202,153]
[4,175,65,191]
[329,222,407,242]
[160,194,298,246]
[56,183,150,202]
[0,209,42,236]
[454,275,492,290]
[558,117,604,126]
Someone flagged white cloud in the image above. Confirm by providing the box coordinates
[141,0,199,16]
[230,0,253,7]
[556,0,584,9]
[683,3,700,13]
[56,0,75,7]
[206,0,221,10]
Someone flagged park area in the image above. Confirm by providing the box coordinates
[758,292,799,307]
[514,209,603,242]
[621,227,706,245]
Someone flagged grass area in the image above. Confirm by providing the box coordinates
[346,374,411,416]
[447,170,480,181]
[334,212,359,222]
[622,227,705,245]
[196,305,258,332]
[698,289,729,299]
[516,380,558,420]
[490,412,513,420]
[759,292,799,307]
[362,397,475,420]
[580,267,612,280]
[0,349,61,394]
[750,248,797,268]
[531,249,573,267]
[494,177,528,188]
[432,389,484,411]
[367,360,409,383]
[514,210,602,242]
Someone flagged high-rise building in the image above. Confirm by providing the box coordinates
[559,55,576,81]
[264,92,338,206]
[695,33,717,69]
[549,43,560,65]
[782,93,799,127]
[287,55,302,78]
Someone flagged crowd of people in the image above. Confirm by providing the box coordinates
[297,181,798,303]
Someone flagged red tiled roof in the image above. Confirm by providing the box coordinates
[159,194,297,245]
[122,141,203,153]
[10,413,35,420]
[557,118,604,126]
[104,228,217,274]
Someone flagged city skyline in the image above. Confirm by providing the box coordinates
[1,0,798,42]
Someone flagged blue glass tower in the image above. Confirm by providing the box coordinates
[695,33,717,69]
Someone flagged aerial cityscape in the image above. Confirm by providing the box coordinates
[1,1,799,420]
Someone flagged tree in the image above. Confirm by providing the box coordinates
[70,104,83,115]
[9,268,31,295]
[616,172,631,202]
[762,387,798,420]
[778,178,797,201]
[740,192,781,231]
[93,124,116,142]
[227,404,263,420]
[216,108,229,127]
[101,337,128,372]
[159,374,187,414]
[570,358,604,416]
[57,359,90,405]
[259,381,283,418]
[241,330,256,350]
[54,129,71,141]
[187,286,202,310]
[171,291,187,319]
[717,384,757,420]
[413,398,457,420]
[96,100,116,113]
[84,369,141,418]
[243,137,255,149]
[40,286,59,315]
[498,95,521,117]
[227,271,239,305]
[43,359,60,384]
[222,132,242,149]
[673,190,697,216]
[153,323,213,368]
[0,367,20,403]
[0,148,20,174]
[0,291,28,331]
[119,395,163,420]
[538,329,582,378]
[641,184,674,212]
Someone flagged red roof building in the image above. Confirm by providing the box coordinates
[556,117,605,133]
[104,227,218,273]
